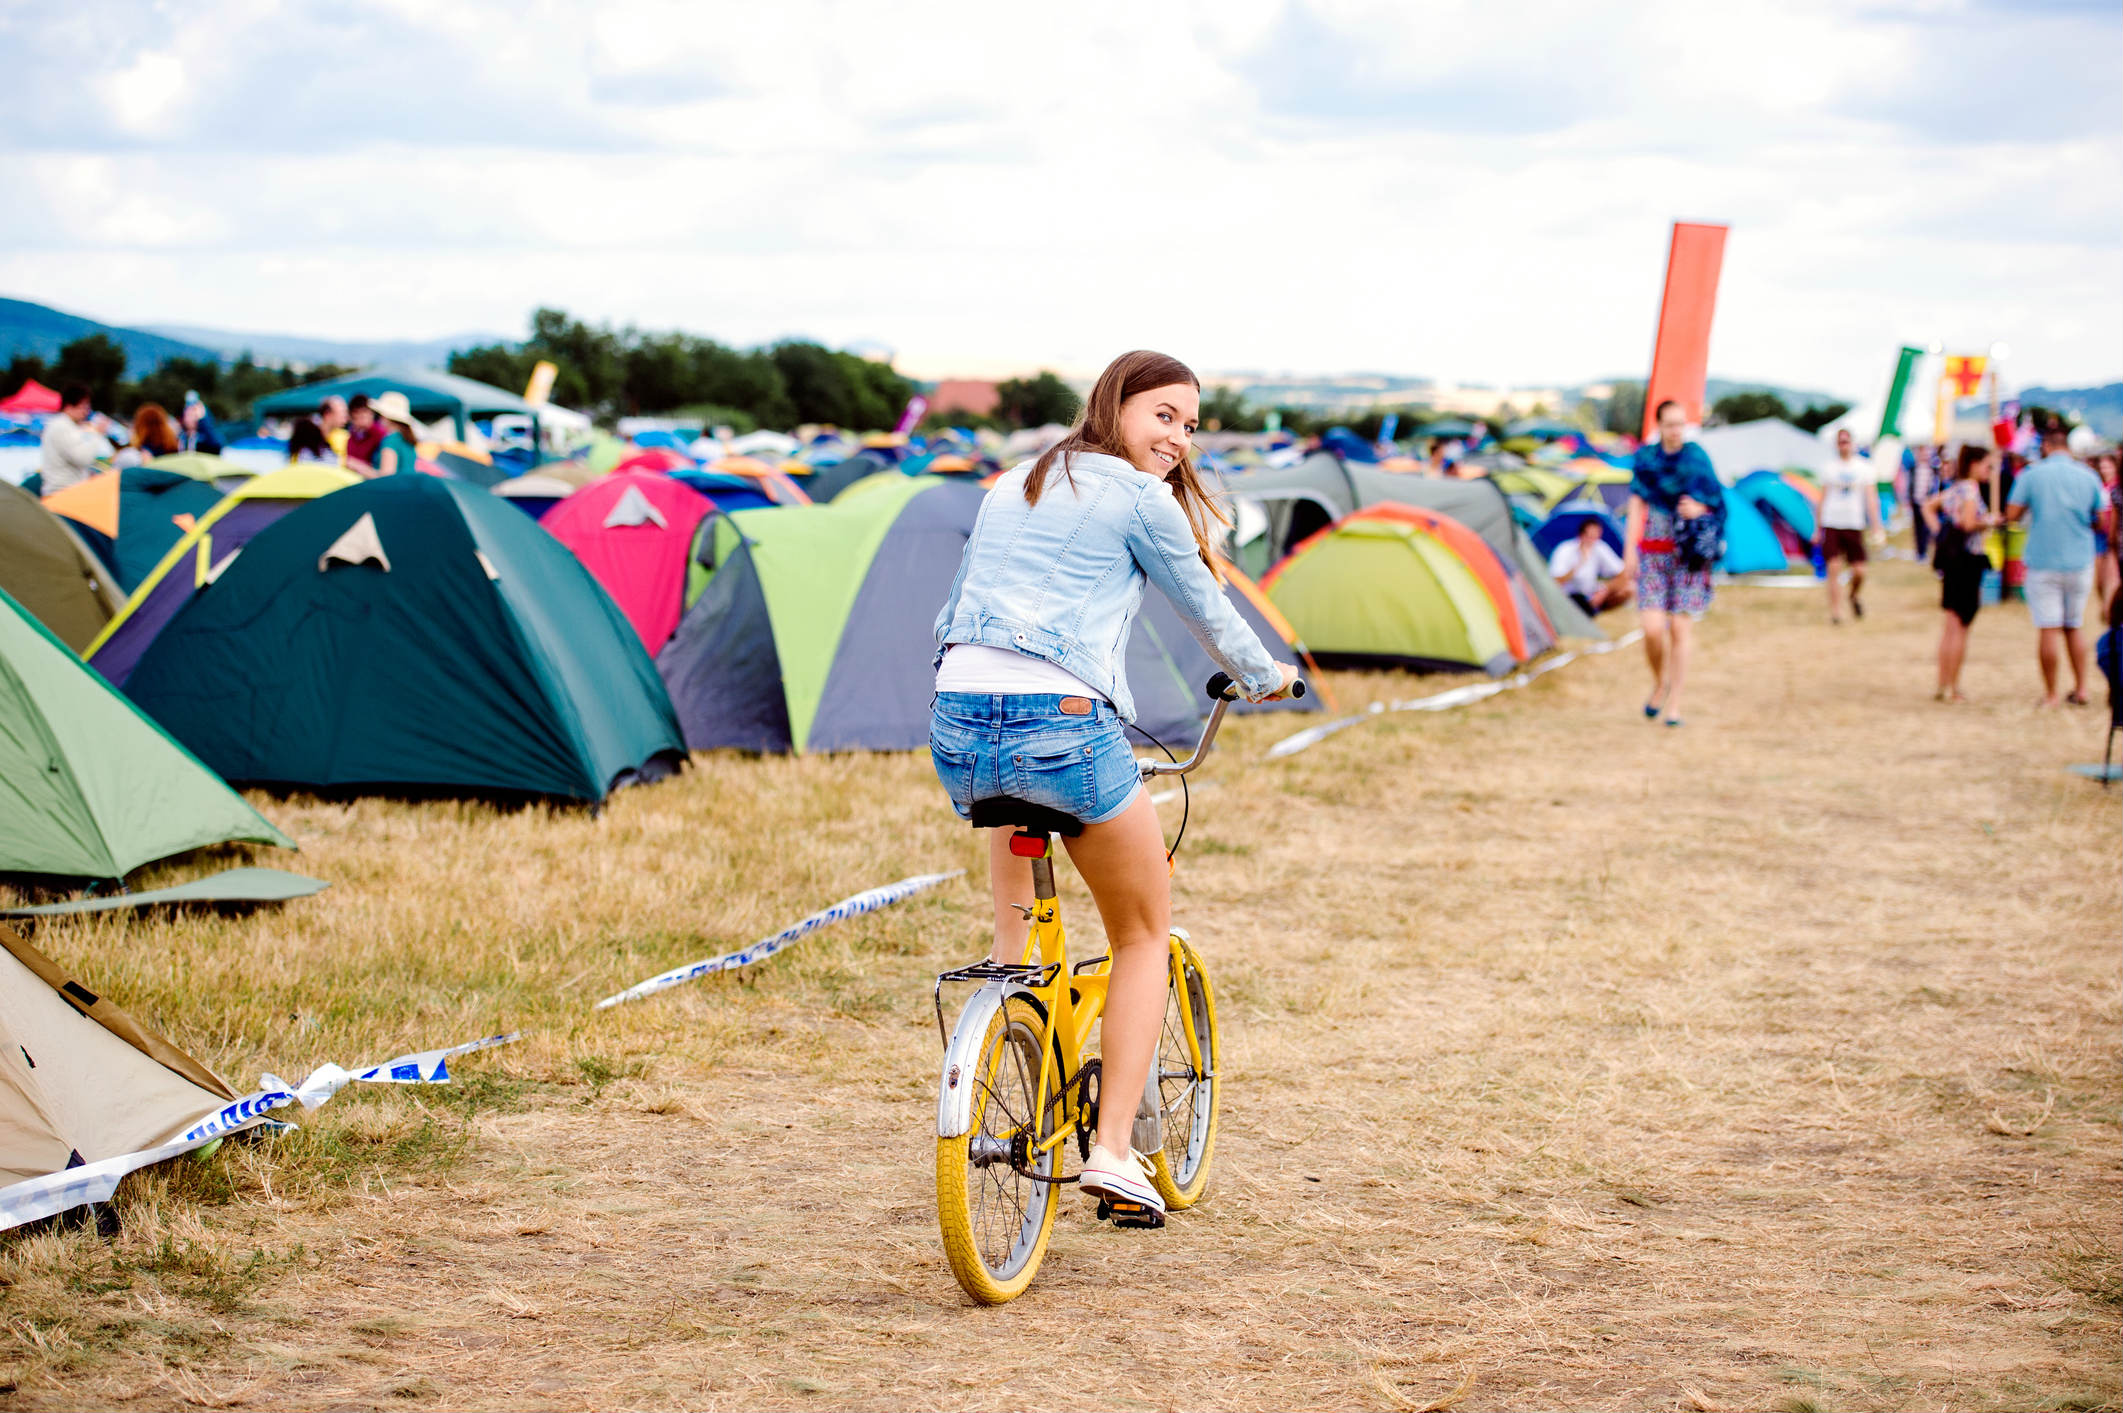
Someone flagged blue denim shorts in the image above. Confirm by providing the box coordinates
[930,693,1142,826]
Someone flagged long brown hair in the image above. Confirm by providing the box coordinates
[130,403,179,459]
[1954,444,1992,481]
[1026,349,1228,566]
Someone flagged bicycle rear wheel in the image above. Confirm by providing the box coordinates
[936,994,1059,1304]
[1148,935,1219,1209]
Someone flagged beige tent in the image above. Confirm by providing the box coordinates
[0,923,235,1185]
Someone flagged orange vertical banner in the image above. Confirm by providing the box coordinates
[1640,221,1729,440]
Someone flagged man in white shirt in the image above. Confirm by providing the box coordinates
[1816,427,1885,623]
[36,383,114,493]
[1549,517,1631,616]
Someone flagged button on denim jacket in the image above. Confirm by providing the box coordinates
[932,451,1280,724]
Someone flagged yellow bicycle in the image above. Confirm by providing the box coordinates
[933,672,1297,1304]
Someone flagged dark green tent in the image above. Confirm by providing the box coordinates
[1220,452,1600,640]
[124,476,683,803]
[43,468,225,594]
[250,368,539,444]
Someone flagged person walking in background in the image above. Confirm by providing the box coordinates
[1622,398,1723,728]
[318,395,351,464]
[2005,416,2105,707]
[1550,517,1631,617]
[36,383,113,493]
[1910,444,1939,562]
[370,392,423,476]
[1817,427,1884,623]
[112,403,180,468]
[1922,445,1997,703]
[343,394,384,470]
[2091,448,2118,617]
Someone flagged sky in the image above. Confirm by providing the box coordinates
[2,0,2117,402]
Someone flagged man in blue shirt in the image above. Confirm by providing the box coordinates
[2006,417,2106,707]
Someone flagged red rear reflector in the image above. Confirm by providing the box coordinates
[1008,833,1047,858]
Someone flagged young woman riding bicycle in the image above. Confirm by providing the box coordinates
[930,349,1300,1219]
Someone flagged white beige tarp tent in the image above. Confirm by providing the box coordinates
[0,923,235,1185]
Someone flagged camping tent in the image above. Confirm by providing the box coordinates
[0,481,122,652]
[0,922,239,1186]
[1262,506,1526,675]
[85,466,360,688]
[490,472,579,519]
[1718,491,1791,574]
[1732,469,1817,562]
[659,476,1315,754]
[42,468,227,594]
[251,368,540,445]
[1695,419,1830,484]
[1531,504,1625,558]
[124,476,684,804]
[1220,452,1596,641]
[0,381,63,417]
[0,586,291,879]
[541,471,716,654]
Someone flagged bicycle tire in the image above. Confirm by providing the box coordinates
[936,993,1060,1304]
[1148,935,1219,1209]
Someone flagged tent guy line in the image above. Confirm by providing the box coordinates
[1265,631,1646,760]
[0,1032,519,1233]
[596,870,965,1008]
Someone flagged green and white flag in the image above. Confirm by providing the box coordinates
[1877,345,1923,442]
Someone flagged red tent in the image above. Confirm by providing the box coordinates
[0,380,63,416]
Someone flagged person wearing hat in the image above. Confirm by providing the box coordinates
[370,391,423,476]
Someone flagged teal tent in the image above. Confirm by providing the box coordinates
[251,368,538,444]
[124,476,683,803]
[0,587,290,880]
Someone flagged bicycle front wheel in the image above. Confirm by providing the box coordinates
[936,994,1059,1304]
[1148,935,1220,1209]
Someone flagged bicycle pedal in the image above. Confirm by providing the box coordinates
[1100,1199,1166,1230]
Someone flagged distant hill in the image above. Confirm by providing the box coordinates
[142,323,503,372]
[0,297,220,376]
[1702,377,1848,412]
[2019,384,2123,440]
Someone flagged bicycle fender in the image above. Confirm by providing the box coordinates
[937,981,1037,1139]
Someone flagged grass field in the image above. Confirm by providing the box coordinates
[2,553,2117,1411]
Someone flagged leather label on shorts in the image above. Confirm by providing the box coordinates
[1058,696,1093,715]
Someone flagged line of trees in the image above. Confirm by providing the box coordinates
[1709,388,1850,433]
[448,308,921,434]
[3,336,345,423]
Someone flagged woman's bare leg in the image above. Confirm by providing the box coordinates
[987,829,1033,964]
[1640,607,1670,707]
[1664,614,1694,720]
[1059,790,1170,1157]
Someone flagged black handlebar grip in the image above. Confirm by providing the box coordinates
[1204,672,1308,700]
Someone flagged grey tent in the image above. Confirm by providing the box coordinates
[1219,452,1601,641]
[0,481,121,653]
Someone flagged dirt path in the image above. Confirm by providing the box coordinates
[4,556,2117,1411]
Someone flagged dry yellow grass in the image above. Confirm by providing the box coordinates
[1,553,2117,1411]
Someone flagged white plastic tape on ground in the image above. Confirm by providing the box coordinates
[0,1032,520,1233]
[1266,630,1645,759]
[595,871,965,1009]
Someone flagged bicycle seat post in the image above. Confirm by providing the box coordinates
[1009,829,1057,902]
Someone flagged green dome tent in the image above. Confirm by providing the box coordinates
[0,586,291,880]
[0,481,122,653]
[124,476,684,804]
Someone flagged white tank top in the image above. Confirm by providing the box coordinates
[935,644,1106,700]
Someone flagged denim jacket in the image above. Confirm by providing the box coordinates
[933,451,1281,723]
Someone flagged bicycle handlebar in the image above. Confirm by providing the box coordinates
[1141,670,1307,779]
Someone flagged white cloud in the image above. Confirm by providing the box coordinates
[0,0,2115,397]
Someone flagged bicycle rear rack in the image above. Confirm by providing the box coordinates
[932,958,1060,1046]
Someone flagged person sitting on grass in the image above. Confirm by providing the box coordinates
[1549,517,1631,618]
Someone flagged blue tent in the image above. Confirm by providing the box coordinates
[1734,470,1816,542]
[1532,504,1624,557]
[1719,490,1789,574]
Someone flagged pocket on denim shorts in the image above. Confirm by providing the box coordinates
[1008,734,1097,816]
[1088,726,1140,818]
[929,734,979,814]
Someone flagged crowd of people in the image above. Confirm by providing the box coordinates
[33,385,431,490]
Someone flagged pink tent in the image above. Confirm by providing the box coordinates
[541,470,714,654]
[0,379,64,415]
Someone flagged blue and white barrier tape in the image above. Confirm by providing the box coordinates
[1265,631,1643,759]
[596,871,965,1009]
[0,1031,519,1233]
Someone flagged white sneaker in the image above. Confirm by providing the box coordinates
[1078,1143,1164,1213]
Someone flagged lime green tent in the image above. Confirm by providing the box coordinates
[0,587,291,879]
[1263,509,1516,675]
